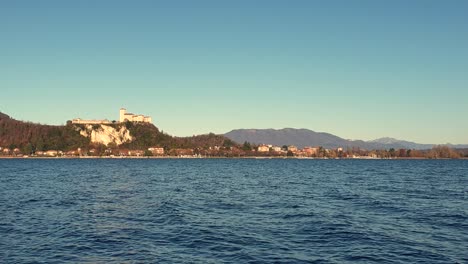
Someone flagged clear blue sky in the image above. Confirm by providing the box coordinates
[1,1,467,144]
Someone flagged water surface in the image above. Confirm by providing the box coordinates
[1,159,467,263]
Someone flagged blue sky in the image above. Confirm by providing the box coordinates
[1,1,467,144]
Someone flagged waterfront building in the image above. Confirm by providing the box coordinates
[287,145,298,153]
[271,146,282,152]
[257,145,270,152]
[45,150,58,157]
[148,147,164,155]
[303,147,320,156]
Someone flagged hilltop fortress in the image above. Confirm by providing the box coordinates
[119,108,152,123]
[71,108,152,125]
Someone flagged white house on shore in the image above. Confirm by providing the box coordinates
[71,108,152,125]
[257,145,270,153]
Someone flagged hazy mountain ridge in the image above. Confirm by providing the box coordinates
[369,137,434,150]
[225,129,468,150]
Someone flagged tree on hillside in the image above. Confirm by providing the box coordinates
[242,141,252,151]
[389,148,396,157]
[23,143,33,155]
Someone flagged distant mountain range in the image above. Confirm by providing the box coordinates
[224,128,468,150]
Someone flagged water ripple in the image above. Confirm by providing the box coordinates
[0,159,467,263]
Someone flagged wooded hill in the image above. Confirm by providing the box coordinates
[0,112,88,152]
[0,112,236,153]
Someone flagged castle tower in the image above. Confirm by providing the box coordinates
[119,108,126,123]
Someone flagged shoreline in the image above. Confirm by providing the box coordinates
[0,156,466,160]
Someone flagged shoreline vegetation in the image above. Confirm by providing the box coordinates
[1,112,467,160]
[0,146,468,160]
[1,155,467,160]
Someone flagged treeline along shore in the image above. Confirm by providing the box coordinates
[1,112,467,159]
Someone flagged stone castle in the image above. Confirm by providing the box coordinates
[119,108,152,123]
[71,108,152,124]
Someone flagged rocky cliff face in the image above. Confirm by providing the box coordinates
[78,124,133,146]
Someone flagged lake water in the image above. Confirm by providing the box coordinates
[0,159,467,263]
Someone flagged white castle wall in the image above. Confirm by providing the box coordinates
[119,108,152,123]
[72,108,152,125]
[72,119,112,125]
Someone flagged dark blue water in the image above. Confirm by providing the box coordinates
[0,159,467,263]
